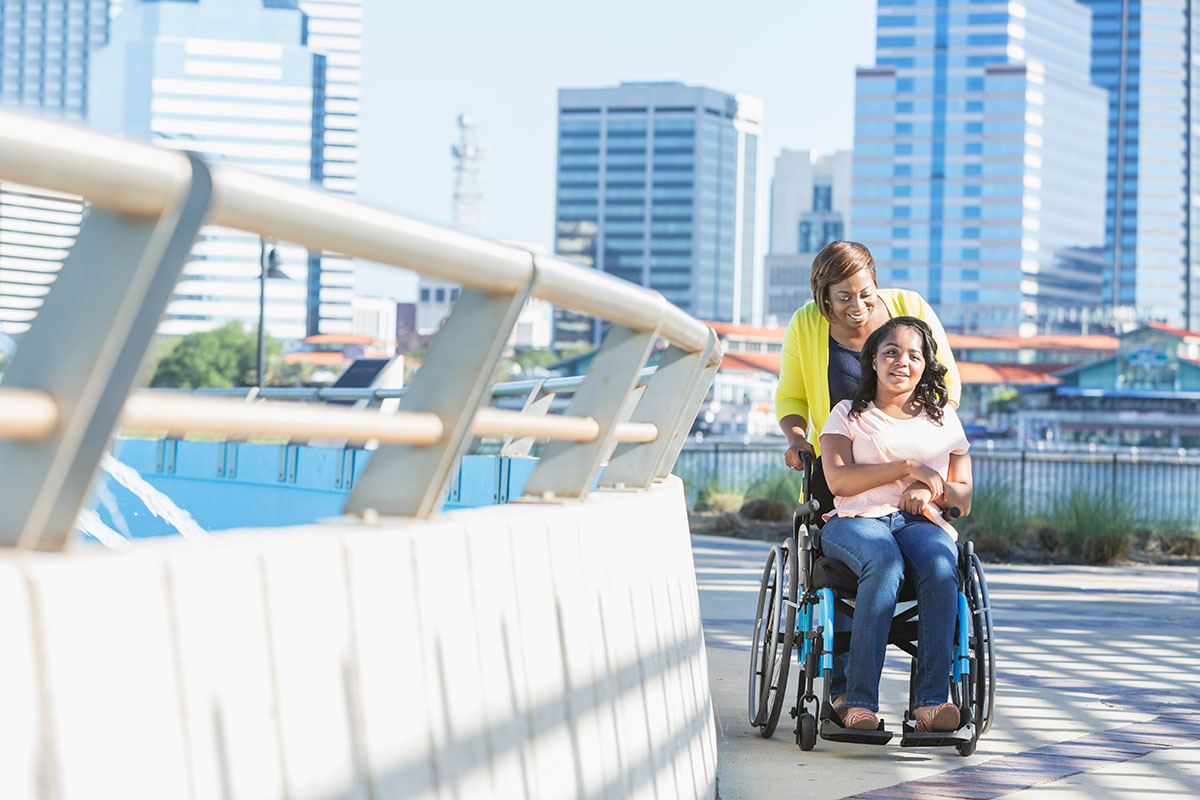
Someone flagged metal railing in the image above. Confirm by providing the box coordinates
[0,111,722,550]
[674,441,1200,521]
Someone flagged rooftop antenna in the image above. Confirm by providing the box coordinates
[451,113,487,234]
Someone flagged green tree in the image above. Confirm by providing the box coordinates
[150,322,283,388]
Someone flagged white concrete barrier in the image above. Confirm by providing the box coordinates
[1,475,716,799]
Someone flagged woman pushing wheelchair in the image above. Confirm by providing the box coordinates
[817,315,972,734]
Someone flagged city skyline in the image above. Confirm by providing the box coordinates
[355,0,877,301]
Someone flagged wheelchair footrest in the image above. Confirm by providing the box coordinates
[818,705,894,745]
[899,720,976,748]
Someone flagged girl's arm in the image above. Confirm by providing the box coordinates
[819,433,946,499]
[937,451,973,516]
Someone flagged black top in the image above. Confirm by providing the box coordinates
[828,335,862,409]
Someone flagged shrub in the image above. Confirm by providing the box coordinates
[1044,485,1136,564]
[696,490,745,514]
[954,479,1025,557]
[713,512,746,534]
[740,497,791,522]
[1152,512,1200,556]
[744,468,807,506]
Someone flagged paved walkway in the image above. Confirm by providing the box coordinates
[694,534,1200,799]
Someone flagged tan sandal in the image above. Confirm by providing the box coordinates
[914,703,959,732]
[833,697,879,731]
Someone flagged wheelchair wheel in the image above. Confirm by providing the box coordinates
[748,545,782,726]
[967,551,996,736]
[796,710,817,751]
[760,539,798,737]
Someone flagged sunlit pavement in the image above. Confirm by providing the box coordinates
[694,534,1200,799]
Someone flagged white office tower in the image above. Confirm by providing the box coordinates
[764,149,852,325]
[87,0,355,340]
[417,114,487,335]
[0,0,112,334]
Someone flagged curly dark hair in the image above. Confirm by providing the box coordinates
[848,316,949,423]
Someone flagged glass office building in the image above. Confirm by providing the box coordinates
[85,0,356,339]
[852,0,1108,335]
[1078,1,1200,331]
[554,82,761,344]
[0,0,111,334]
[764,149,852,324]
[0,0,358,339]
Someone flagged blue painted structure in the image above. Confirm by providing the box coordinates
[97,438,544,538]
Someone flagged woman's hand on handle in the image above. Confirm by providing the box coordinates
[784,439,816,471]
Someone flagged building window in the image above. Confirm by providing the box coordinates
[894,185,912,197]
[822,221,843,245]
[435,288,446,302]
[962,248,980,260]
[893,247,911,260]
[799,220,816,252]
[896,122,913,135]
[896,142,913,155]
[892,226,911,238]
[450,288,460,301]
[895,164,913,177]
[812,184,833,212]
[419,287,430,302]
[896,101,914,113]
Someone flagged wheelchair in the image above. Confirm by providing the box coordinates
[747,454,995,754]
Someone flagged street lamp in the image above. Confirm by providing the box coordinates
[257,236,289,388]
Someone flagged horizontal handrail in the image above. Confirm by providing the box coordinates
[0,389,58,440]
[0,111,718,363]
[157,366,660,403]
[0,389,659,447]
[123,393,444,445]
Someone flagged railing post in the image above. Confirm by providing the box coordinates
[344,267,535,518]
[522,321,662,500]
[600,328,720,490]
[499,379,552,458]
[0,154,212,550]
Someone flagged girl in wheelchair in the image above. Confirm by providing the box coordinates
[818,315,972,734]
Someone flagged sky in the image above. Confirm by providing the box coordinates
[355,0,877,300]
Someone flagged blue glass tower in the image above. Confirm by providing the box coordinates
[554,82,761,344]
[852,0,1108,335]
[1078,1,1200,331]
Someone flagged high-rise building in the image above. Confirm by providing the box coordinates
[0,0,359,340]
[852,0,1108,336]
[764,149,852,324]
[86,0,356,339]
[0,0,112,335]
[1078,1,1200,331]
[554,82,762,345]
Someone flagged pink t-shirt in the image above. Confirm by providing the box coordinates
[819,400,970,538]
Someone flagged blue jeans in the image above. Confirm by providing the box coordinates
[820,511,959,712]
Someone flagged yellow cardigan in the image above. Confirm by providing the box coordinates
[775,288,961,456]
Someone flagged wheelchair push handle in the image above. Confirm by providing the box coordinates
[796,452,821,518]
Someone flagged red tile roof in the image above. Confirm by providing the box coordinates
[720,351,782,374]
[956,362,1063,385]
[947,333,1118,351]
[1145,321,1200,339]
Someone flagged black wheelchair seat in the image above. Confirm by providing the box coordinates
[809,530,921,603]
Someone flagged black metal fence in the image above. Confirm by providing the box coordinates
[674,441,1200,522]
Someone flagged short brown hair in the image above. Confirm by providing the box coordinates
[810,241,877,322]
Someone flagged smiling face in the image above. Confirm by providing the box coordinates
[826,268,879,332]
[873,325,926,396]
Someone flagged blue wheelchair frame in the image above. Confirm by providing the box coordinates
[749,455,995,754]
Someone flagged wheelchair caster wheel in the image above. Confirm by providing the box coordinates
[797,712,817,751]
[956,738,976,757]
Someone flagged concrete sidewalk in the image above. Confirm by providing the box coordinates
[694,534,1200,799]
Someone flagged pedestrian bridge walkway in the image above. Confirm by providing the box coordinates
[0,111,722,799]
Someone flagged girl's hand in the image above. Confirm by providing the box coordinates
[900,484,933,515]
[906,462,946,501]
[784,439,816,471]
